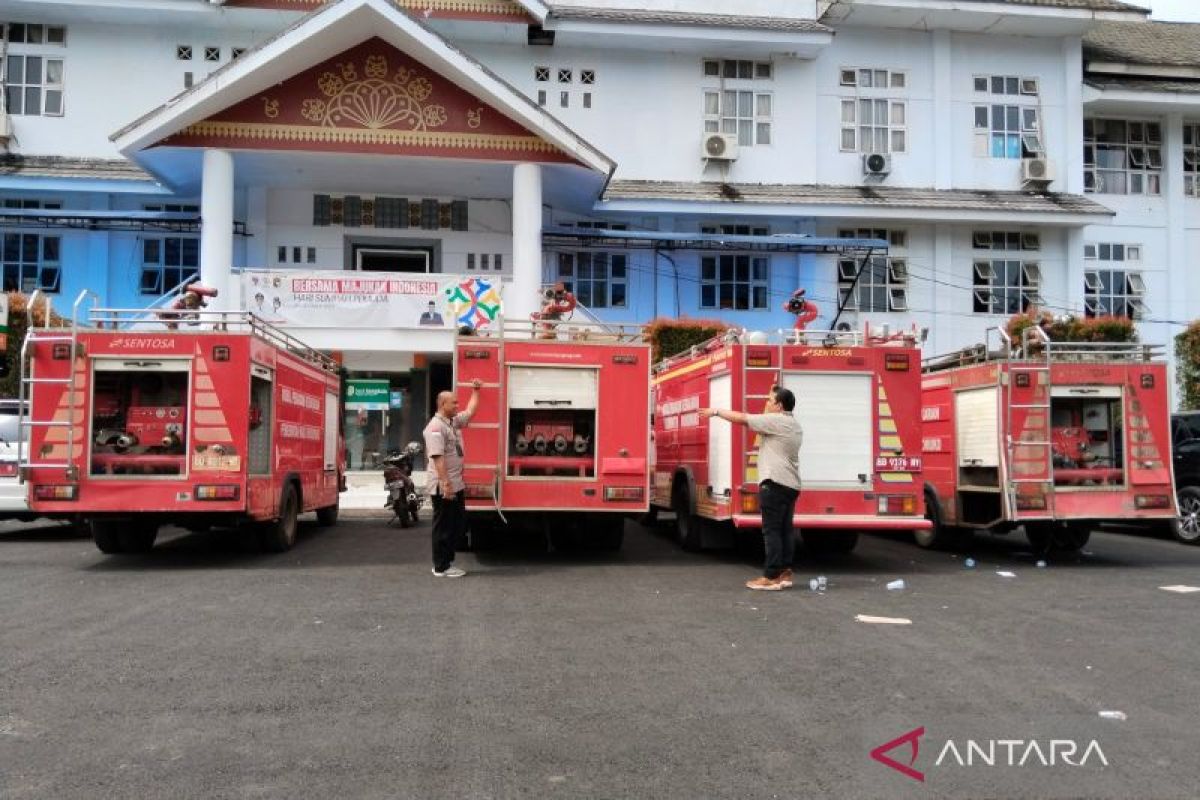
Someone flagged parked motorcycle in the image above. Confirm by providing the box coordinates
[383,442,423,528]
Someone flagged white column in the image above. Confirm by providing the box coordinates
[1061,37,1085,195]
[1163,112,1187,406]
[932,30,953,191]
[510,162,543,324]
[200,148,235,310]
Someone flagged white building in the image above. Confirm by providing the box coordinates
[0,0,1195,460]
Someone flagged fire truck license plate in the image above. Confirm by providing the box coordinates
[876,455,922,472]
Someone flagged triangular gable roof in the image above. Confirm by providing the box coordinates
[113,0,610,174]
[222,0,547,23]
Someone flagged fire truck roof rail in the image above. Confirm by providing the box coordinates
[464,318,648,343]
[81,308,341,374]
[923,325,1165,372]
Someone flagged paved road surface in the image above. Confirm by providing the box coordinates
[1,515,1198,799]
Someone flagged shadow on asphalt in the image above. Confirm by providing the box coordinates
[0,521,88,542]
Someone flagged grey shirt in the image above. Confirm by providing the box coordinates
[423,411,472,495]
[748,412,803,492]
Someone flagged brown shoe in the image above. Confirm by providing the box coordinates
[777,569,794,589]
[746,576,784,591]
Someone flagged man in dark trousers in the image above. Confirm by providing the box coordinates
[700,385,803,591]
[424,379,482,578]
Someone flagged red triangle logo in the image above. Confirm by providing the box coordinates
[870,726,925,782]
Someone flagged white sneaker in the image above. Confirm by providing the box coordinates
[432,566,467,578]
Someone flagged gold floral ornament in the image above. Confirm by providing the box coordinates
[300,54,448,131]
[467,107,483,129]
[261,97,280,119]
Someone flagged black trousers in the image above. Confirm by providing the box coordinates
[431,490,466,572]
[759,480,799,579]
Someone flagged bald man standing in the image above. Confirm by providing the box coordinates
[424,379,482,578]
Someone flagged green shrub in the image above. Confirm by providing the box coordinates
[1177,321,1200,410]
[644,317,732,363]
[1,292,66,399]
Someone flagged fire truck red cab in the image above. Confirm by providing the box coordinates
[920,326,1177,552]
[454,320,651,551]
[21,302,344,555]
[650,326,930,554]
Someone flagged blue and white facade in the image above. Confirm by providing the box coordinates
[1,0,1196,412]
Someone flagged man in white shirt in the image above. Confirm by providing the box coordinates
[701,385,803,591]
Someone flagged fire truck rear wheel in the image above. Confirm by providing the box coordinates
[673,486,701,551]
[801,530,859,555]
[91,520,125,554]
[260,485,299,553]
[119,521,158,554]
[1024,522,1091,554]
[914,489,969,550]
[316,503,339,527]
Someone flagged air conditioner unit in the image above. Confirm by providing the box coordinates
[863,152,891,177]
[1021,158,1055,186]
[702,133,739,161]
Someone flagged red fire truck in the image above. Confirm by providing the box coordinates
[920,325,1177,552]
[650,325,931,554]
[20,296,344,555]
[454,319,651,551]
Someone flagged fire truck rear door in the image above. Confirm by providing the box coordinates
[782,372,872,489]
[708,373,732,495]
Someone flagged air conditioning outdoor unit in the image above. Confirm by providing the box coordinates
[702,133,739,161]
[1021,158,1055,186]
[863,152,891,178]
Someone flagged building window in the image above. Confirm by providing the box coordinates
[557,252,626,309]
[703,90,771,146]
[2,24,67,45]
[140,236,199,295]
[231,48,245,60]
[700,254,769,310]
[4,55,65,116]
[836,229,907,312]
[204,46,220,62]
[1084,118,1162,195]
[972,230,1042,314]
[839,68,907,153]
[144,203,199,213]
[973,75,1041,159]
[1084,243,1147,319]
[2,232,60,293]
[701,223,769,236]
[176,45,192,60]
[703,59,771,80]
[1184,124,1200,197]
[3,198,63,210]
[580,69,595,85]
[557,68,572,83]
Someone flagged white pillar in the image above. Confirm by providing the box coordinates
[932,30,953,191]
[510,162,543,324]
[1061,37,1085,195]
[200,148,235,310]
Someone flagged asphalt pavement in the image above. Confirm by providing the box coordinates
[1,513,1199,799]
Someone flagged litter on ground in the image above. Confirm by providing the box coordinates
[855,614,913,625]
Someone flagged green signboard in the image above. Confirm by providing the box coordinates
[345,379,390,410]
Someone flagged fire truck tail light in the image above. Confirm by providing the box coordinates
[1015,494,1048,510]
[35,484,78,501]
[877,495,916,515]
[884,354,910,371]
[1140,374,1155,389]
[604,486,644,501]
[741,493,759,513]
[195,484,240,501]
[464,484,493,499]
[1135,494,1172,510]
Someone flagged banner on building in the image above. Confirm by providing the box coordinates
[241,271,503,331]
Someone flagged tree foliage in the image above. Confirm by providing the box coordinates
[1,292,66,399]
[1005,311,1137,346]
[1176,320,1200,410]
[643,317,732,363]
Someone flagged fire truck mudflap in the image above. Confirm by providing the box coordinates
[21,301,344,555]
[455,321,650,552]
[652,327,930,554]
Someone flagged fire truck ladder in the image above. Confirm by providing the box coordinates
[1000,325,1054,519]
[17,290,99,478]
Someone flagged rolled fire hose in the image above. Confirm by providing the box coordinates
[573,435,589,455]
[515,434,530,455]
[553,434,569,454]
[533,434,547,455]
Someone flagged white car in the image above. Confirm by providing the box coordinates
[0,404,34,521]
